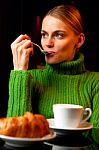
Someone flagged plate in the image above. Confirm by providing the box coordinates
[47,119,93,135]
[0,130,56,147]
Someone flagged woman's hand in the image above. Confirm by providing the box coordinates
[11,34,33,70]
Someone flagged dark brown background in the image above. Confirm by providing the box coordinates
[0,0,99,117]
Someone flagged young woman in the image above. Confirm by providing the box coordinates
[7,4,99,128]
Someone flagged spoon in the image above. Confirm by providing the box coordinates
[33,43,48,54]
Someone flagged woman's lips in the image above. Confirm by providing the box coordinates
[46,52,55,57]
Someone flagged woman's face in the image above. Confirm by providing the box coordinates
[41,16,83,64]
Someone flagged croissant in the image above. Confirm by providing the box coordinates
[0,112,50,138]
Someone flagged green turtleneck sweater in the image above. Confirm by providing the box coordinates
[7,53,99,128]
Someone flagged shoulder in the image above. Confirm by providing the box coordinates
[87,70,99,78]
[81,70,99,84]
[85,71,99,87]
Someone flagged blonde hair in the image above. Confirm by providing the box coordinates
[44,4,83,35]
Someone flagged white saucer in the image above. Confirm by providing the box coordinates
[47,119,93,135]
[0,129,56,147]
[44,142,91,150]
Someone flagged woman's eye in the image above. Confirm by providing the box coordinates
[41,33,47,39]
[55,33,64,39]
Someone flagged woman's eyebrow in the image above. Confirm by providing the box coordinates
[41,30,46,33]
[54,30,65,33]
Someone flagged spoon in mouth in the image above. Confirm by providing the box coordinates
[33,43,48,54]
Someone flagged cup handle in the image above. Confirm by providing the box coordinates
[81,108,92,124]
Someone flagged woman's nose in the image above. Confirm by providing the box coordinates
[46,38,54,48]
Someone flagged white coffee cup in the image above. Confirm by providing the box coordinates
[53,104,92,128]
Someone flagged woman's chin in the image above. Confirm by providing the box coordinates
[45,58,53,64]
[46,60,58,65]
[45,57,62,64]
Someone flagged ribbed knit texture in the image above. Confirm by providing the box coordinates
[7,53,99,128]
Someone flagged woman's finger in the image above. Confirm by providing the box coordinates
[12,34,31,45]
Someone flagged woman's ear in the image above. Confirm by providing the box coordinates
[77,33,85,49]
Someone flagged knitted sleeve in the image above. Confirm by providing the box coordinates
[90,73,99,128]
[7,70,33,117]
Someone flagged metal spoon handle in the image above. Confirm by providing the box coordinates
[33,43,47,54]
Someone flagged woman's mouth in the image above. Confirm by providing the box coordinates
[45,52,55,57]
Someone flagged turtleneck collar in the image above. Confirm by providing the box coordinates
[45,53,86,75]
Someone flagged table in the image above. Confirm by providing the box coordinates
[0,128,99,150]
